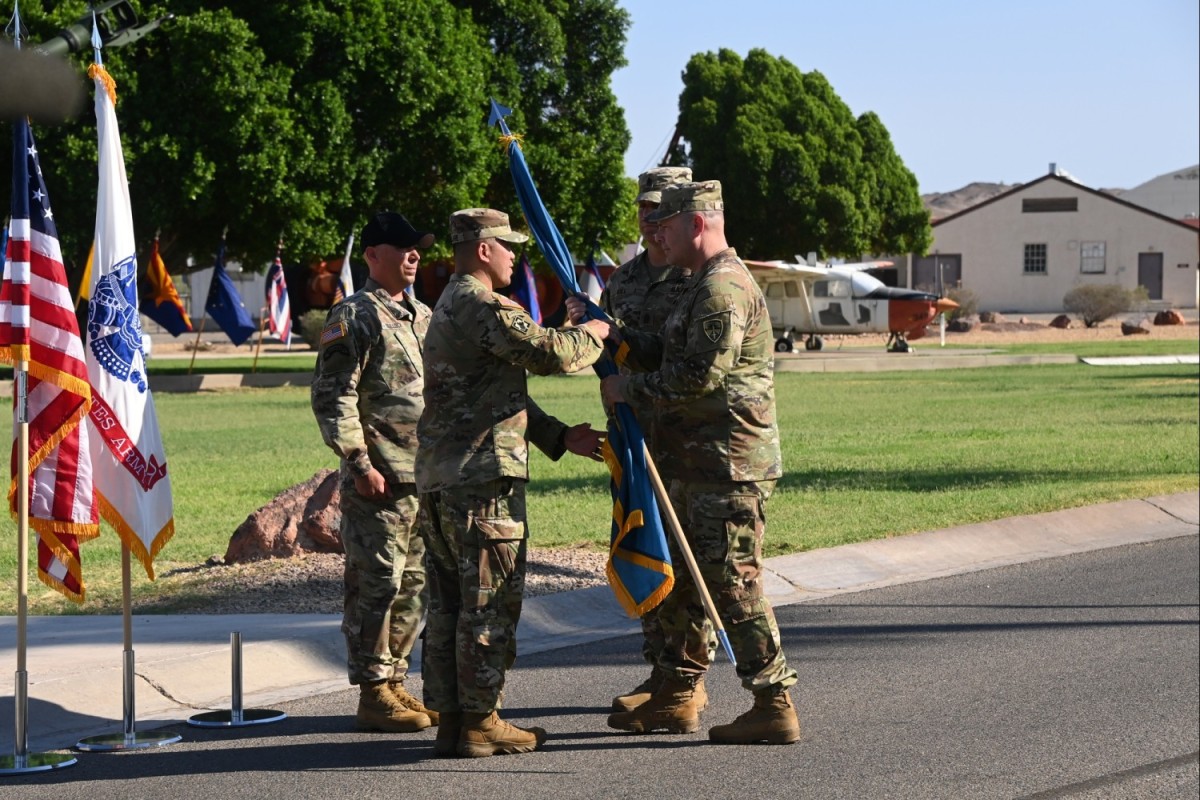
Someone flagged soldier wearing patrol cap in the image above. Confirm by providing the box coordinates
[577,181,801,745]
[415,208,610,758]
[311,210,441,734]
[597,166,717,716]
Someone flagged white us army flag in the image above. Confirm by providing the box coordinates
[84,62,175,578]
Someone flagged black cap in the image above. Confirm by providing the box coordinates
[362,211,435,250]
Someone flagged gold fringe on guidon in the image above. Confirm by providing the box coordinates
[87,63,118,105]
[599,437,676,617]
[498,132,524,154]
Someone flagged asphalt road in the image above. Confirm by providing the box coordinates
[5,535,1197,800]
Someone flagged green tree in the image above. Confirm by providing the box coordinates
[457,0,638,260]
[670,48,930,260]
[3,0,635,282]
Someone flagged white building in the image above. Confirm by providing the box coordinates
[911,170,1199,313]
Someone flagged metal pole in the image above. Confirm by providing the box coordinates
[230,632,243,725]
[76,545,181,751]
[2,365,76,774]
[186,632,286,728]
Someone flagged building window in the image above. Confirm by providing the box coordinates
[1022,197,1078,212]
[1080,241,1106,274]
[1024,243,1047,274]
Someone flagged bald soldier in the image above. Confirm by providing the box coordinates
[573,181,800,745]
[600,166,716,716]
[416,208,609,758]
[311,211,441,733]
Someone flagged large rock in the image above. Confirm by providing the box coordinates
[1154,309,1186,326]
[946,316,976,333]
[1121,320,1150,336]
[979,311,1006,324]
[1048,314,1072,329]
[226,469,344,563]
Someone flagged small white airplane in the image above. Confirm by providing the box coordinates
[744,256,959,353]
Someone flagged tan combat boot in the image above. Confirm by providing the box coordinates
[388,680,440,725]
[607,677,701,734]
[458,711,547,758]
[355,681,431,733]
[611,669,662,711]
[432,711,462,758]
[708,688,800,745]
[612,671,709,712]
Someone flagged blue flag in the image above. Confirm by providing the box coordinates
[205,241,255,346]
[511,253,543,325]
[488,99,674,617]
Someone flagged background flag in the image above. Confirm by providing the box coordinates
[583,247,606,302]
[205,240,256,346]
[0,118,99,602]
[488,99,674,616]
[265,247,292,348]
[139,236,193,336]
[86,62,174,578]
[333,232,354,303]
[511,253,542,324]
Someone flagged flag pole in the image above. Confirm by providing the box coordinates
[1,3,76,774]
[251,306,266,373]
[640,442,737,667]
[186,314,206,376]
[1,370,78,775]
[74,13,180,753]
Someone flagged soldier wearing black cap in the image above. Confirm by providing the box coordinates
[311,210,441,734]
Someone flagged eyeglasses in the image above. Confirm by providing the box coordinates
[494,239,516,253]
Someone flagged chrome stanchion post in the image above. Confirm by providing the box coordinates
[76,550,182,751]
[188,632,286,728]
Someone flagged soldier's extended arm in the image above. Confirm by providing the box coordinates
[526,398,570,460]
[484,298,605,376]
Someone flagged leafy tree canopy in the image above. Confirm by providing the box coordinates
[1,0,635,279]
[669,48,931,261]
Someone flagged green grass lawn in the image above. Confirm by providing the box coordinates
[2,360,1197,615]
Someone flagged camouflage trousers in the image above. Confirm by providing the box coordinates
[340,478,427,685]
[419,478,528,715]
[656,479,797,694]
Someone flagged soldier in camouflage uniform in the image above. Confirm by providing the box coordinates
[311,211,441,734]
[589,182,801,745]
[600,166,718,716]
[416,208,609,758]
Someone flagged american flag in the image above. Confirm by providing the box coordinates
[265,249,292,348]
[0,118,99,602]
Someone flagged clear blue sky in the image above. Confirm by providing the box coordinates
[612,0,1200,194]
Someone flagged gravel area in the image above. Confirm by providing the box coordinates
[140,546,611,615]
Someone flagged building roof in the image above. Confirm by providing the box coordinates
[931,173,1200,234]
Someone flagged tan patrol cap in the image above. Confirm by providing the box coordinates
[636,166,693,204]
[449,208,530,245]
[645,180,724,222]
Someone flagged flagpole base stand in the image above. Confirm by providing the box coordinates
[0,752,77,775]
[75,731,182,752]
[187,708,287,728]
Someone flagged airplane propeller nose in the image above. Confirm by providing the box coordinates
[935,297,960,314]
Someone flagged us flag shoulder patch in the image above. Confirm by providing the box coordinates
[320,321,348,346]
